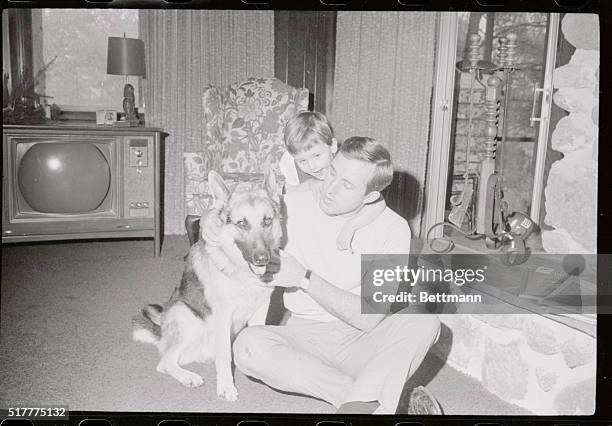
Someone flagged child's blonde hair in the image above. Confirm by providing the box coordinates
[284,111,335,155]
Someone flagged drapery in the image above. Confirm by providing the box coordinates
[332,12,437,236]
[139,10,274,235]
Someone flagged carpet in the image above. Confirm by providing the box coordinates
[0,236,529,415]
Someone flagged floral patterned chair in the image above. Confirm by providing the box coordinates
[184,77,309,223]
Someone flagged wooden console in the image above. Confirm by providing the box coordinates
[2,125,166,256]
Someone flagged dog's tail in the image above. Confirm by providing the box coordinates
[132,304,163,345]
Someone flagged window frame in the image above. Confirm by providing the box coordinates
[6,9,141,122]
[425,12,561,242]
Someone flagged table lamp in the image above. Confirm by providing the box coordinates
[106,35,146,126]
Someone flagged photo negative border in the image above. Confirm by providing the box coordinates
[1,0,610,425]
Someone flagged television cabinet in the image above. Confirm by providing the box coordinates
[2,125,166,257]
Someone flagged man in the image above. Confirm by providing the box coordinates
[232,136,441,414]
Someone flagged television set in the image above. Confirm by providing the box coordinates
[2,125,164,254]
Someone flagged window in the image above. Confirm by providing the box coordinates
[34,9,139,111]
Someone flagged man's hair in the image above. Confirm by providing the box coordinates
[284,111,334,155]
[339,136,394,193]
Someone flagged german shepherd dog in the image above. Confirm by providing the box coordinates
[132,170,282,401]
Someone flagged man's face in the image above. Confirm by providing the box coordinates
[319,153,377,216]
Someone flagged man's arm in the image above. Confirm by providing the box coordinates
[304,271,386,332]
[308,218,411,330]
[278,192,412,331]
[271,250,386,332]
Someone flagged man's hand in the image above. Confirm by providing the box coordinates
[336,224,356,253]
[269,250,307,288]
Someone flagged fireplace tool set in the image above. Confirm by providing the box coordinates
[429,32,536,265]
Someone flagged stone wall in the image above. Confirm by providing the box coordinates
[433,314,596,415]
[542,14,599,254]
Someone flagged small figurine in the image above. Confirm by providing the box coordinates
[122,83,139,126]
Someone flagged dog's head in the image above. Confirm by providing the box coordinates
[208,170,282,276]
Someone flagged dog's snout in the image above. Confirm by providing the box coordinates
[252,252,270,266]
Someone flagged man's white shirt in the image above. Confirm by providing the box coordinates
[283,188,412,323]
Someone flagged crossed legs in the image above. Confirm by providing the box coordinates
[233,312,440,413]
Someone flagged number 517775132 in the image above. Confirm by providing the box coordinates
[4,406,69,420]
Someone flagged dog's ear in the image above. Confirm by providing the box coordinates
[263,169,280,204]
[208,171,230,207]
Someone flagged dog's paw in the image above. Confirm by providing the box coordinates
[176,370,204,388]
[217,383,238,401]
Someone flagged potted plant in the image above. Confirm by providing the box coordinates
[3,57,60,125]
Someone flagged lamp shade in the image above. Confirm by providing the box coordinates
[106,36,146,77]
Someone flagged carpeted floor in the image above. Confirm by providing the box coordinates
[0,236,529,415]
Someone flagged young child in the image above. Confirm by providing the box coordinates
[278,111,387,251]
[278,111,337,191]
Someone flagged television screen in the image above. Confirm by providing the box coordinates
[17,142,111,214]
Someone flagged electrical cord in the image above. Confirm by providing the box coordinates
[426,221,482,253]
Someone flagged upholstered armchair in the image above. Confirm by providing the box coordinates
[184,77,309,224]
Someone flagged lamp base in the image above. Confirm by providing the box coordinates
[117,110,143,127]
[115,110,142,127]
[122,83,141,126]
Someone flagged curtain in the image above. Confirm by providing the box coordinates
[332,12,437,236]
[139,10,274,235]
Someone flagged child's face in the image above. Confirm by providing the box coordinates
[292,139,338,180]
